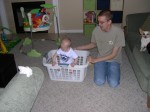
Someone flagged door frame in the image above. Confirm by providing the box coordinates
[52,0,61,34]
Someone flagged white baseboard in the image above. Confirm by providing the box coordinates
[60,30,83,33]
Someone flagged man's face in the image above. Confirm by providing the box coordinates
[98,16,111,31]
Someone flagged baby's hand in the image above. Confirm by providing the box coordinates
[71,63,76,67]
[52,61,56,66]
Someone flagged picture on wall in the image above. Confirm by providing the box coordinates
[96,0,123,23]
[112,11,123,23]
[97,0,110,10]
[110,0,124,11]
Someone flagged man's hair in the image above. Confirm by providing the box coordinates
[98,10,113,21]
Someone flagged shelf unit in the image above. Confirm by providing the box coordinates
[83,0,124,37]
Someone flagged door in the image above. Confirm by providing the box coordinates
[53,0,83,33]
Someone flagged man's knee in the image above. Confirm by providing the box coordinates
[94,78,105,86]
[108,80,120,88]
[108,62,120,87]
[94,61,106,86]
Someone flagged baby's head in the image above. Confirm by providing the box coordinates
[60,37,71,51]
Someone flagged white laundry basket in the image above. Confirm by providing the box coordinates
[43,50,90,82]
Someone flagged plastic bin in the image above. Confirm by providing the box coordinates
[43,50,90,82]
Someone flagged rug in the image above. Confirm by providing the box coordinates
[10,33,149,112]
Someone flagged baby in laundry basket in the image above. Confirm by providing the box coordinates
[52,37,78,67]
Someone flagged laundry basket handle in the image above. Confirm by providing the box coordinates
[58,63,69,68]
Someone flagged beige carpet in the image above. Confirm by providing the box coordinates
[10,33,149,112]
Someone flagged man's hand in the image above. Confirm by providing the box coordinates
[88,47,121,63]
[87,56,97,63]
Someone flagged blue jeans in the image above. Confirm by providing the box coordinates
[94,61,120,87]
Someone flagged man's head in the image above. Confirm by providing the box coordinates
[98,10,113,32]
[60,37,71,51]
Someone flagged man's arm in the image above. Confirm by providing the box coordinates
[76,42,96,50]
[88,47,121,63]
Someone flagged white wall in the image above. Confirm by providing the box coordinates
[58,0,150,31]
[58,0,83,33]
[0,18,1,26]
[2,0,150,33]
[123,0,150,26]
[0,0,10,34]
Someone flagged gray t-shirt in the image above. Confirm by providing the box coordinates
[91,25,125,63]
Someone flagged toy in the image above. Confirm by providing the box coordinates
[1,31,8,41]
[84,11,96,23]
[0,38,8,54]
[0,26,21,54]
[19,4,57,57]
[22,4,55,32]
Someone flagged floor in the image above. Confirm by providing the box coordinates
[7,33,150,112]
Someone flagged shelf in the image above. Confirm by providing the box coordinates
[83,10,97,11]
[83,0,124,37]
[83,0,96,10]
[83,23,97,25]
[84,24,96,37]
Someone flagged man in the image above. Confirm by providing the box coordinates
[76,10,125,87]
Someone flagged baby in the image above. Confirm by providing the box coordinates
[52,37,78,67]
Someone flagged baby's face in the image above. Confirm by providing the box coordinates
[61,40,71,51]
